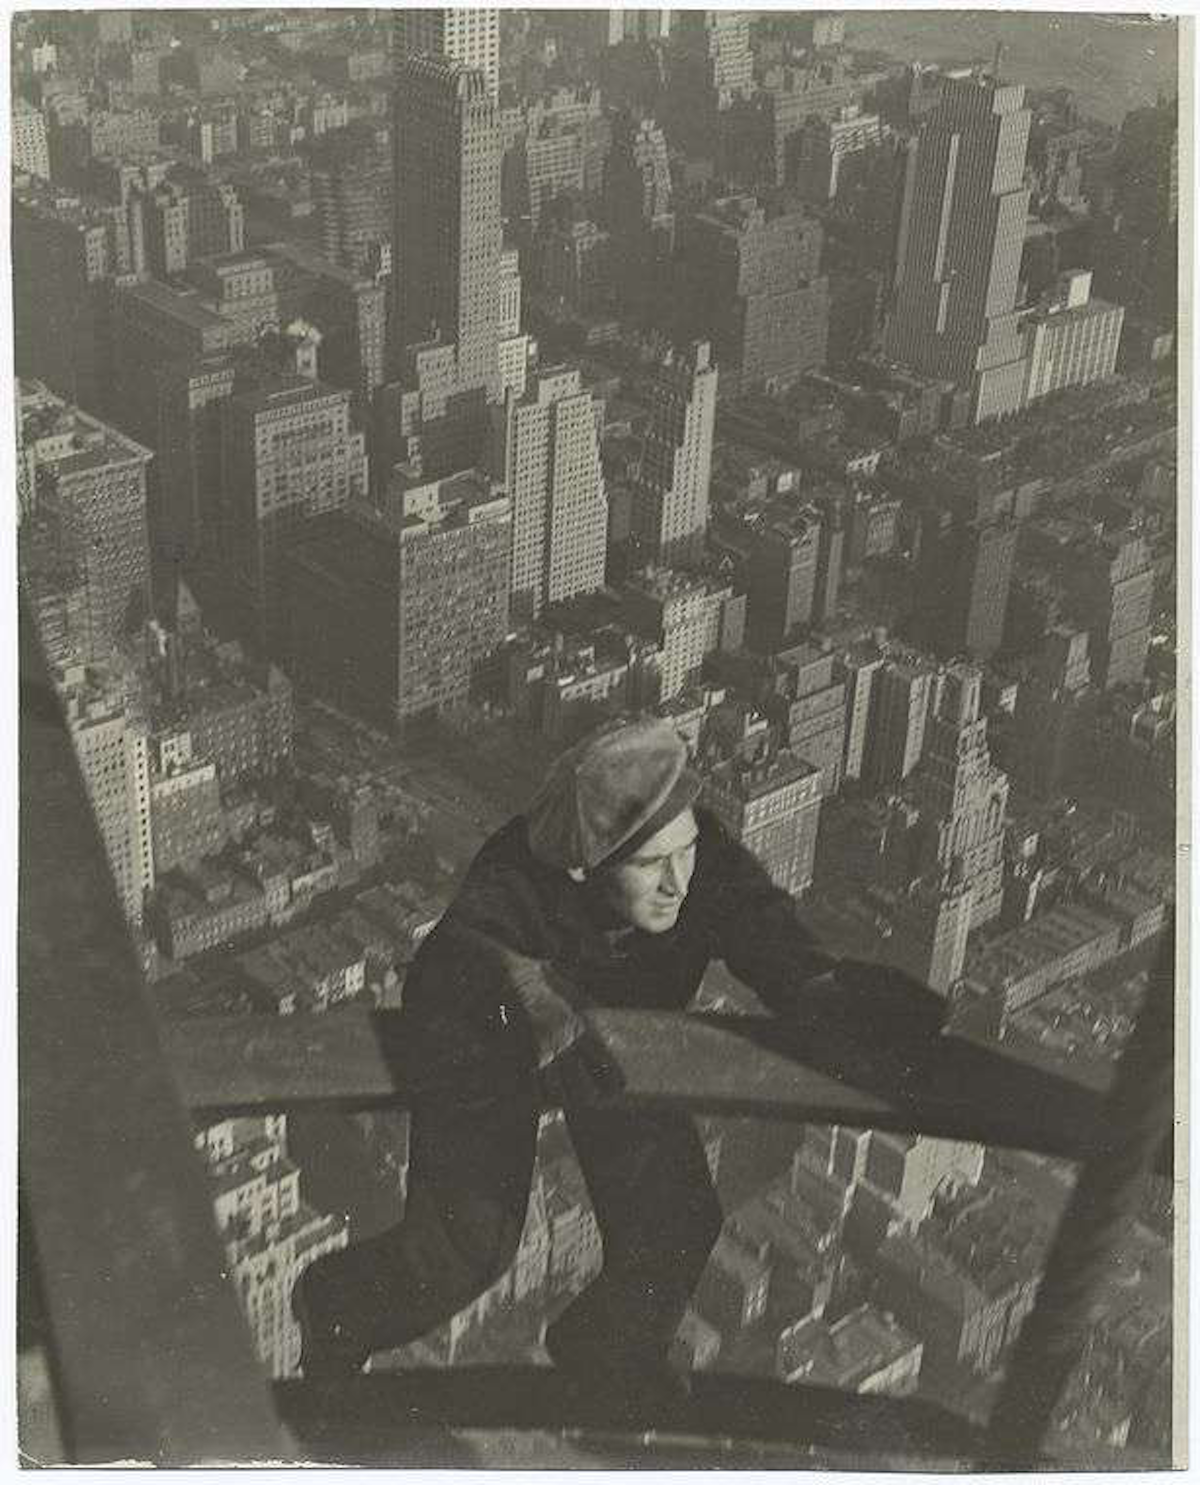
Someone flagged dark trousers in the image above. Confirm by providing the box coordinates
[303,1084,723,1368]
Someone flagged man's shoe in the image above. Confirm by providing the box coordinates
[544,1307,693,1419]
[291,1264,371,1381]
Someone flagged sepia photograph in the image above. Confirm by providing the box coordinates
[13,3,1185,1470]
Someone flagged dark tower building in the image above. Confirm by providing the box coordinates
[391,54,502,393]
[916,511,1016,663]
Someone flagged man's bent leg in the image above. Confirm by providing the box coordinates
[550,1104,723,1377]
[295,1089,539,1370]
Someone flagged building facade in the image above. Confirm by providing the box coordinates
[883,74,1032,422]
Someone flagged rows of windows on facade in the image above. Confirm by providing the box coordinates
[14,6,1174,1446]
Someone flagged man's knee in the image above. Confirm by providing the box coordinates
[438,1189,525,1292]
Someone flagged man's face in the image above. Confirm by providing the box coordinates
[597,808,699,934]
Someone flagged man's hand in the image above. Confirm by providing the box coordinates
[501,960,626,1104]
[797,957,949,1046]
[539,1023,626,1109]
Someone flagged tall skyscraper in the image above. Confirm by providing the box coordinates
[310,123,392,275]
[492,366,607,619]
[13,174,134,417]
[766,646,847,798]
[17,381,152,661]
[912,663,1008,931]
[1012,625,1092,799]
[884,72,1032,422]
[59,668,155,930]
[666,12,753,159]
[675,196,829,394]
[864,655,937,792]
[885,880,974,996]
[915,510,1017,662]
[1072,530,1154,691]
[219,375,369,653]
[620,567,734,704]
[837,642,884,783]
[392,55,503,395]
[633,341,718,569]
[603,112,676,325]
[741,505,823,652]
[394,8,500,101]
[286,472,512,733]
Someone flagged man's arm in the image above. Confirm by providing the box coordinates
[701,814,838,1014]
[701,813,946,1042]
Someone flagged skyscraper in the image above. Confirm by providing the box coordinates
[603,112,676,325]
[1011,625,1092,799]
[1072,530,1154,691]
[864,655,937,792]
[492,366,607,619]
[13,174,133,417]
[915,511,1017,662]
[17,382,152,661]
[633,341,718,569]
[666,12,753,160]
[219,375,369,652]
[286,472,511,733]
[394,8,500,102]
[59,668,155,930]
[884,72,1032,422]
[391,55,502,393]
[837,642,884,783]
[13,97,50,178]
[310,123,391,275]
[741,505,824,652]
[675,196,829,394]
[912,663,1009,931]
[704,747,823,898]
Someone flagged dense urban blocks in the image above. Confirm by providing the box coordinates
[13,6,1178,1465]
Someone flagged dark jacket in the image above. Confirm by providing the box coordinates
[401,806,839,1102]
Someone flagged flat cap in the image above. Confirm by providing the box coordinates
[526,715,702,874]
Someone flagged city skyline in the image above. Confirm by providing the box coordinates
[14,6,1181,1470]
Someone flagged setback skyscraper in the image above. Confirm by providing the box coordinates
[492,365,607,619]
[633,341,718,569]
[884,72,1032,422]
[391,55,502,393]
[394,8,500,102]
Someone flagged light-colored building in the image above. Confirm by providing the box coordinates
[198,1116,348,1379]
[913,664,1009,931]
[1020,270,1124,407]
[621,567,732,703]
[634,341,718,568]
[493,365,607,618]
[884,73,1032,423]
[13,97,50,178]
[395,8,500,102]
[704,748,823,897]
[59,668,155,930]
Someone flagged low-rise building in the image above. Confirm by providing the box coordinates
[777,1303,922,1394]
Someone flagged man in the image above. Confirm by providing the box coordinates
[292,715,945,1394]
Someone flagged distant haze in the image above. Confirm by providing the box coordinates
[846,11,1178,125]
